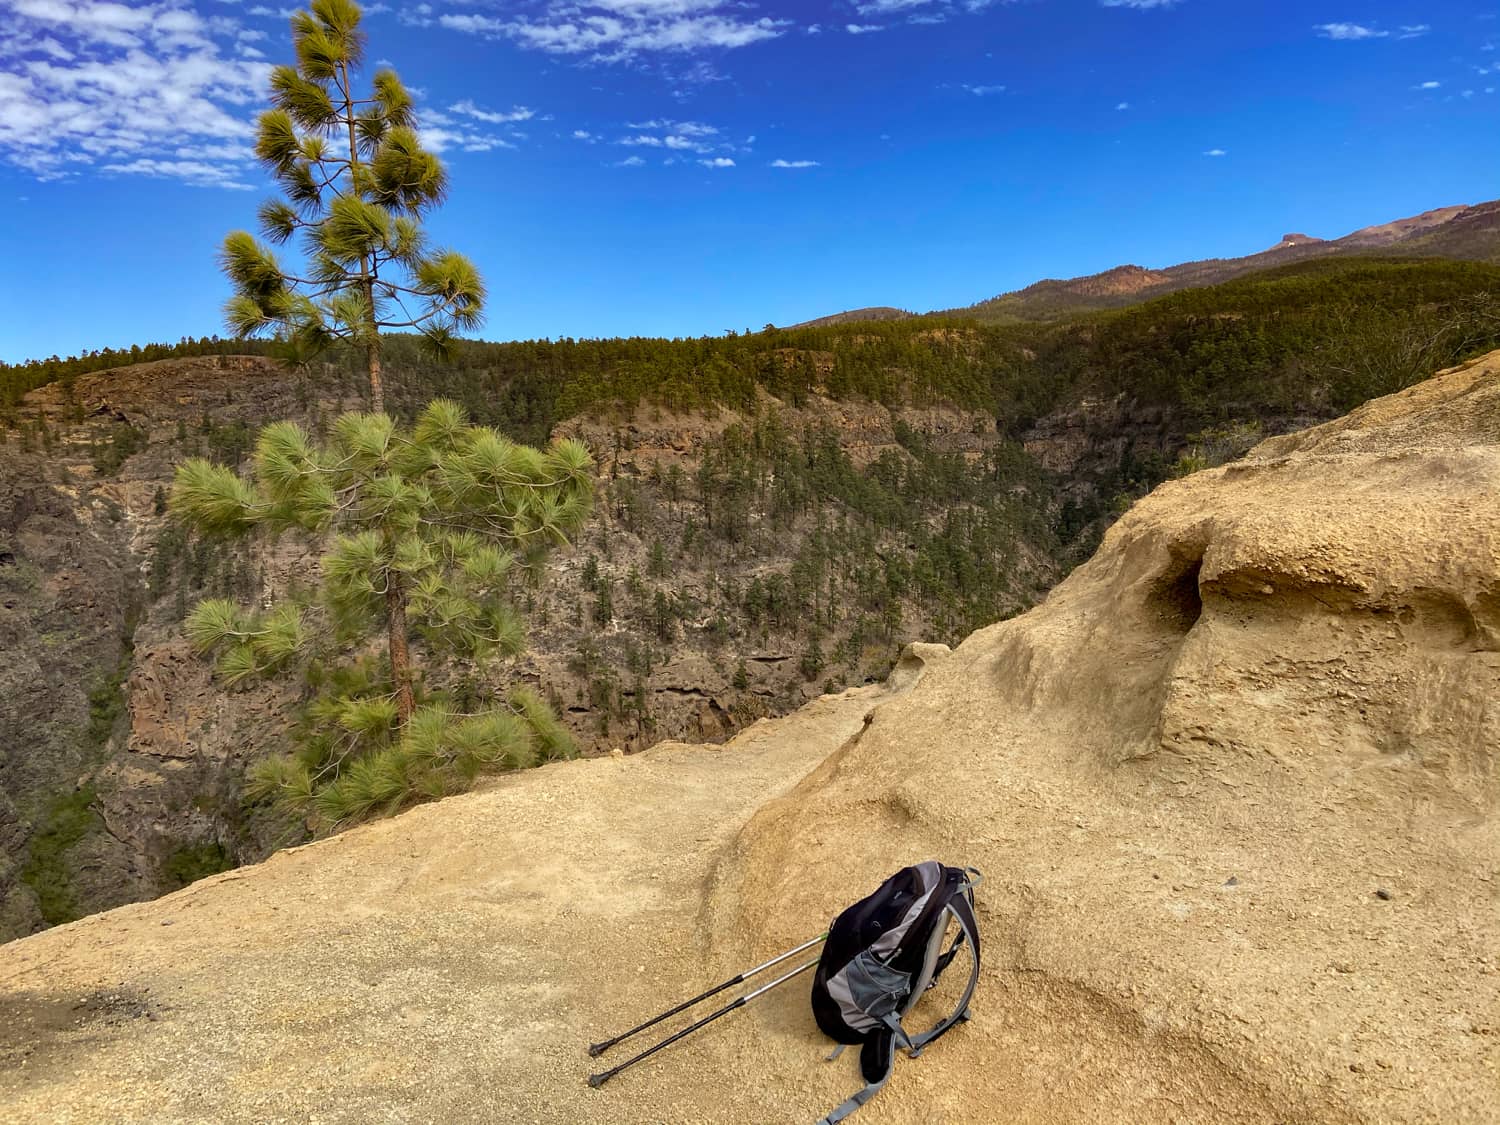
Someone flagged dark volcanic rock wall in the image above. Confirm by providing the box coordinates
[0,357,321,938]
[0,440,138,933]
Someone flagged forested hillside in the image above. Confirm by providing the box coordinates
[3,254,1499,938]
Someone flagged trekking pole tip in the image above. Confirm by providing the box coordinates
[587,1071,614,1089]
[587,1041,610,1058]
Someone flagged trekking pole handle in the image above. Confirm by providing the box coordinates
[588,932,828,1057]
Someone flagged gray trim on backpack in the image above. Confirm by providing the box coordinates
[817,1076,886,1125]
[906,891,980,1057]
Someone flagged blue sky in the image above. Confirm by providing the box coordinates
[1,0,1497,363]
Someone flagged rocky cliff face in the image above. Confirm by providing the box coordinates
[0,355,1052,939]
[0,357,326,937]
[1,353,1493,1123]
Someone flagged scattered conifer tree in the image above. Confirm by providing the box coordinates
[219,0,483,410]
[171,400,593,831]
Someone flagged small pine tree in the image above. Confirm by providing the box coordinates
[171,399,593,832]
[647,538,669,578]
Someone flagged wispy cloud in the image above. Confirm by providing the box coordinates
[699,156,734,167]
[1398,24,1430,39]
[420,110,519,153]
[1315,22,1387,40]
[1414,80,1441,89]
[437,1,788,61]
[770,158,819,168]
[611,115,744,162]
[0,0,535,187]
[855,0,938,12]
[846,23,884,34]
[448,100,535,124]
[1203,148,1227,157]
[0,0,271,187]
[1116,101,1130,110]
[963,83,1005,95]
[1099,0,1179,8]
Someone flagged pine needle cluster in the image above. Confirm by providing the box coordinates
[171,400,593,833]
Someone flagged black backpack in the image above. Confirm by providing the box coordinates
[810,861,982,1124]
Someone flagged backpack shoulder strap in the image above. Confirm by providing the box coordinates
[907,891,981,1057]
[817,1031,895,1125]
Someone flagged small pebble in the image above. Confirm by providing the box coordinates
[1374,888,1392,901]
[1224,876,1239,887]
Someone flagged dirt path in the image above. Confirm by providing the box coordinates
[0,680,923,1124]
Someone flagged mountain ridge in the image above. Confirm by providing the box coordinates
[969,200,1500,321]
[786,199,1500,328]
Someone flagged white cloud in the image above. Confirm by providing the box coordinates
[0,0,271,187]
[1415,80,1441,89]
[699,156,734,167]
[770,158,818,168]
[398,2,432,27]
[846,23,883,34]
[1203,148,1227,157]
[419,106,522,153]
[615,117,727,154]
[1099,0,1178,8]
[1116,101,1130,110]
[1398,24,1430,39]
[614,154,645,166]
[573,128,596,140]
[629,118,716,135]
[963,83,1005,95]
[437,2,787,60]
[448,99,536,124]
[1315,22,1387,40]
[855,0,936,11]
[101,156,255,188]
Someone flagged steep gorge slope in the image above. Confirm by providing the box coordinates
[0,355,1053,938]
[1,352,1494,1123]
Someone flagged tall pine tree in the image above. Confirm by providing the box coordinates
[220,0,482,411]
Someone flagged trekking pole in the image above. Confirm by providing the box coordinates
[588,932,828,1058]
[588,956,820,1088]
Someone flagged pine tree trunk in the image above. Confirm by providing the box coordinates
[339,63,384,417]
[367,331,384,415]
[386,569,415,725]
